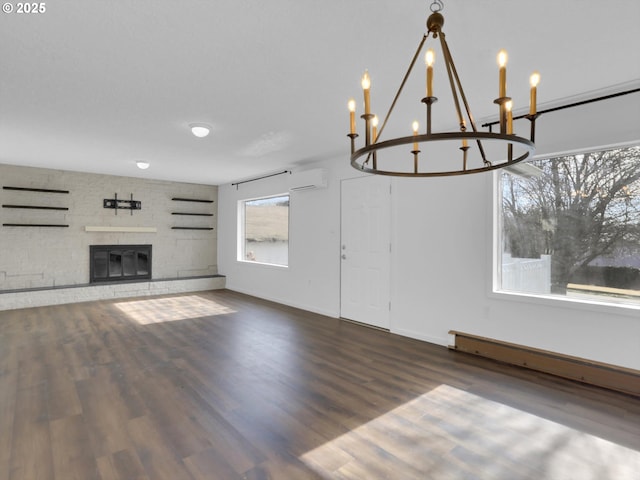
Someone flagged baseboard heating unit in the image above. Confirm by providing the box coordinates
[449,330,640,397]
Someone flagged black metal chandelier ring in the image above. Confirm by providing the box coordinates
[351,132,535,177]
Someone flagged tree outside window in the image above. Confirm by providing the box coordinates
[499,145,640,306]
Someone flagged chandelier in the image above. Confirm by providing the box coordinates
[346,0,540,177]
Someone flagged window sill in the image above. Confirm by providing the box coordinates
[490,288,640,318]
[237,260,288,270]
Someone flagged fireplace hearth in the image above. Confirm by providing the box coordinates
[90,244,152,283]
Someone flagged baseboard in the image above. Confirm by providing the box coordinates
[225,287,339,319]
[449,330,640,397]
[392,328,448,347]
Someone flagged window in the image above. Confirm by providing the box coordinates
[239,194,289,267]
[496,145,640,307]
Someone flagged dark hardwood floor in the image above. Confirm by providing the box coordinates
[0,289,638,479]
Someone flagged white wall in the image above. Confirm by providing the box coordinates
[218,85,640,370]
[218,169,349,318]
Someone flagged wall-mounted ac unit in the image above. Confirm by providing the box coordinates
[288,168,327,191]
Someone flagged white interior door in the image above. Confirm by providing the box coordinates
[340,175,391,329]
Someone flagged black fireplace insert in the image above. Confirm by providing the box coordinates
[90,244,152,283]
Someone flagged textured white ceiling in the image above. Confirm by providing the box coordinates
[1,0,639,185]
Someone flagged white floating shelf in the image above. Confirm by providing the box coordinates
[85,226,157,233]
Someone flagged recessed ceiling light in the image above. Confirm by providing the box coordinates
[190,123,211,138]
[136,161,150,170]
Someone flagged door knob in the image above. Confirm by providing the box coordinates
[341,254,347,260]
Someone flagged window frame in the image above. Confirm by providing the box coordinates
[491,142,640,315]
[237,193,290,268]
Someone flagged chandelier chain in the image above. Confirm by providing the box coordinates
[430,0,444,13]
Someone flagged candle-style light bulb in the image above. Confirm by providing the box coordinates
[425,50,435,67]
[497,50,508,67]
[348,98,356,134]
[529,71,540,115]
[530,71,540,88]
[372,115,379,142]
[361,70,371,90]
[412,120,419,151]
[425,49,435,97]
[497,50,508,98]
[361,70,371,115]
[505,100,513,134]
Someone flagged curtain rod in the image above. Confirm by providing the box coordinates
[481,87,640,129]
[231,170,290,189]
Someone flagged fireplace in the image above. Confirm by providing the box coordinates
[90,244,152,283]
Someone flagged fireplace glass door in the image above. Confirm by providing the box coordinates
[90,245,152,283]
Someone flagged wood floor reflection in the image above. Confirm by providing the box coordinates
[0,290,638,479]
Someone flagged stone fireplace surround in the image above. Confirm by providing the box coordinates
[0,163,225,311]
[0,241,226,311]
[0,275,225,311]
